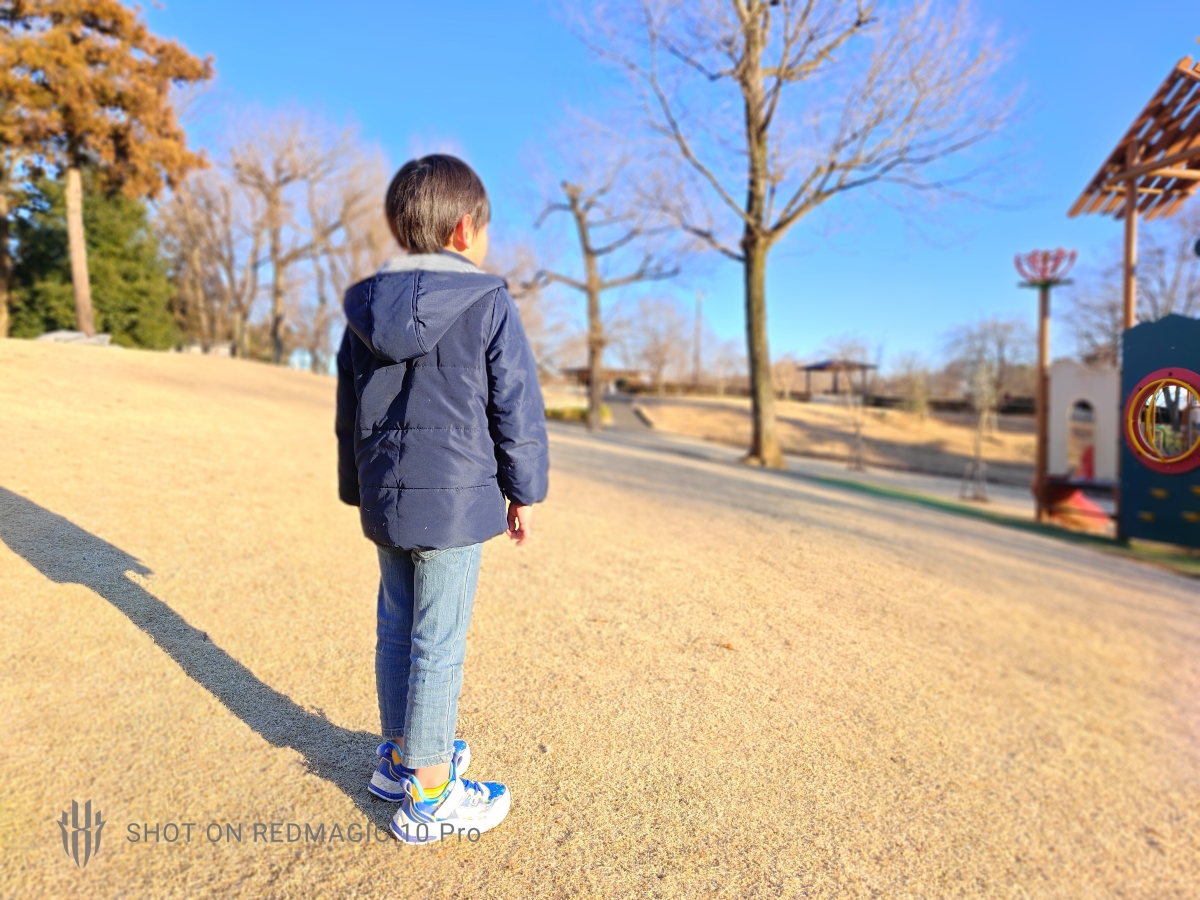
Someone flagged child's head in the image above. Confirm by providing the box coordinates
[385,155,490,266]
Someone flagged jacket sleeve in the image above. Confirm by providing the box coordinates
[335,329,361,507]
[485,288,549,505]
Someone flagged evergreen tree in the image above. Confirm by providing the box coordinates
[1,0,212,336]
[10,174,176,348]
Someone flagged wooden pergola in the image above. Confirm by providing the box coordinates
[1068,56,1200,327]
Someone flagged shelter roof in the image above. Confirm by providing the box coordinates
[801,359,877,372]
[1069,57,1200,221]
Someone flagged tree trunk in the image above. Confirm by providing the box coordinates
[234,313,250,359]
[0,185,10,339]
[192,246,211,352]
[65,166,96,336]
[737,10,783,469]
[308,184,333,374]
[586,283,604,431]
[270,225,285,365]
[572,189,606,433]
[743,232,784,468]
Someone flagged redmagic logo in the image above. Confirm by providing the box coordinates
[1123,367,1200,474]
[58,800,106,868]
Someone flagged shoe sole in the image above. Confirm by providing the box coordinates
[389,789,511,845]
[367,745,471,802]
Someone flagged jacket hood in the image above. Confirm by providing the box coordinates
[343,251,505,363]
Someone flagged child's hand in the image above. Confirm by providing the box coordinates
[506,503,533,545]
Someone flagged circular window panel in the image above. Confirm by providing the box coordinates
[1123,368,1200,474]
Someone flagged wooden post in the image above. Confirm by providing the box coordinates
[1123,141,1139,331]
[1116,141,1140,538]
[1035,284,1051,522]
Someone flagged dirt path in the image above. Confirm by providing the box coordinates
[1,341,1197,899]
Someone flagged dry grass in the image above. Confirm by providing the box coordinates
[1,340,1197,899]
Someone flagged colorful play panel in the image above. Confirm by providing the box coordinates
[1118,315,1200,546]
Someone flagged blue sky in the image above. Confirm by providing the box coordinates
[146,1,1199,368]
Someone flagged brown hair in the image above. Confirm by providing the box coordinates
[384,155,490,254]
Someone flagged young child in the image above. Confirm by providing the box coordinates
[335,154,548,844]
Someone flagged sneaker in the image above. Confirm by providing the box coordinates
[389,763,510,845]
[368,740,471,802]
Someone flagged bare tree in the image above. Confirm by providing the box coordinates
[160,169,265,356]
[1140,204,1200,321]
[536,158,679,429]
[690,290,704,387]
[486,240,571,376]
[229,115,358,364]
[890,352,930,418]
[162,112,390,367]
[944,317,1032,405]
[1067,205,1200,366]
[632,296,691,392]
[960,356,994,501]
[706,333,746,396]
[583,0,1008,466]
[770,353,801,400]
[160,178,226,351]
[1064,278,1123,368]
[300,147,390,372]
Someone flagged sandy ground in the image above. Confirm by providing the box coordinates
[633,396,1037,486]
[1,340,1198,899]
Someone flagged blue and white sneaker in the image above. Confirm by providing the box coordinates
[389,762,510,845]
[368,740,471,802]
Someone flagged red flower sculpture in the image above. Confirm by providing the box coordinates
[1015,248,1077,287]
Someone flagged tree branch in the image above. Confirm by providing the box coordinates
[599,256,681,290]
[538,269,587,293]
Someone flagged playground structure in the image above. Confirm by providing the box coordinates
[1037,53,1200,547]
[1047,361,1119,484]
[1118,315,1200,546]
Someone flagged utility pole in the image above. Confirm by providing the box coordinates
[692,291,704,389]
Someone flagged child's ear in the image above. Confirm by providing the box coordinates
[451,214,474,251]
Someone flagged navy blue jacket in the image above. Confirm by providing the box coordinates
[336,251,549,550]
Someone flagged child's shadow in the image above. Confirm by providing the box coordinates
[0,486,390,827]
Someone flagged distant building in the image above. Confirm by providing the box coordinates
[560,367,648,392]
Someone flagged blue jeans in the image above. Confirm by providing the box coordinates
[375,542,483,768]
